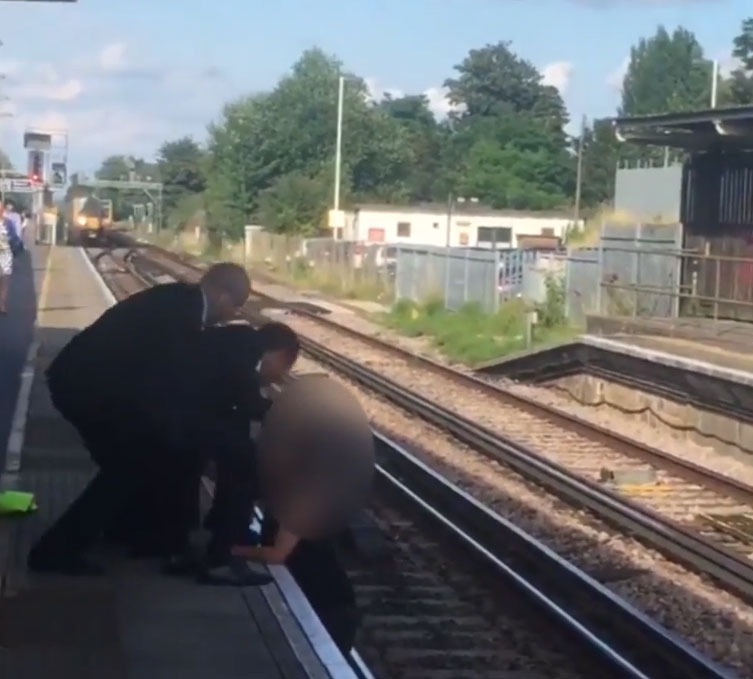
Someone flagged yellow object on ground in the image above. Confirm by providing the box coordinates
[0,490,38,515]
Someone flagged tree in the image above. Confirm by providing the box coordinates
[728,18,753,105]
[380,94,446,201]
[620,26,713,116]
[446,42,561,123]
[579,118,619,208]
[442,41,573,209]
[203,48,414,236]
[257,172,329,235]
[156,137,206,211]
[95,155,132,181]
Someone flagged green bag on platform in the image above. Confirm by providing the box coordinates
[0,490,38,515]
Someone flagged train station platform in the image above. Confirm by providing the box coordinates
[0,243,354,679]
[584,314,753,384]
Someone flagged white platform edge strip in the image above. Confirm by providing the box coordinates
[265,565,358,679]
[581,334,753,387]
[78,246,117,306]
[85,253,357,678]
[4,340,40,475]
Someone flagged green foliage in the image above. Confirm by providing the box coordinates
[578,118,619,208]
[384,294,575,366]
[618,26,715,166]
[445,41,567,128]
[157,137,206,214]
[620,26,713,117]
[442,41,573,209]
[201,48,414,236]
[257,172,329,236]
[728,18,753,105]
[536,275,566,328]
[93,154,160,221]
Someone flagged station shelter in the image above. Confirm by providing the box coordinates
[613,105,753,321]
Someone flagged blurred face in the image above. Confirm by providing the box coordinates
[259,349,295,385]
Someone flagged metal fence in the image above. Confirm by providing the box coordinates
[614,165,683,222]
[244,230,395,301]
[565,222,683,325]
[394,245,500,313]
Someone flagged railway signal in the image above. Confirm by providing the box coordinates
[51,161,67,188]
[28,150,43,183]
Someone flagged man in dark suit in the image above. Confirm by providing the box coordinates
[196,321,300,583]
[27,262,251,576]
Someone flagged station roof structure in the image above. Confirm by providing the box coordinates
[612,105,753,151]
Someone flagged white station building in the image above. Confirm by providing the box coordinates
[340,203,580,249]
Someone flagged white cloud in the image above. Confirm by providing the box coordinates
[15,78,83,102]
[9,106,170,157]
[364,77,404,103]
[542,61,573,94]
[607,56,630,90]
[423,86,458,118]
[99,42,127,72]
[365,78,462,119]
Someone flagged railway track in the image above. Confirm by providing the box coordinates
[86,241,738,678]
[107,237,753,604]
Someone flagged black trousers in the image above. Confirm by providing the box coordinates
[318,605,359,655]
[32,389,200,559]
[205,430,259,563]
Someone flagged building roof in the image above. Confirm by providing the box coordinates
[351,203,575,220]
[613,105,753,150]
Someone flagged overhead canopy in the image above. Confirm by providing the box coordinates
[613,106,753,150]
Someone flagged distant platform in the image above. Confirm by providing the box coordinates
[476,315,753,458]
[585,314,753,377]
[0,241,356,679]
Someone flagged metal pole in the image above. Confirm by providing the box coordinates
[573,115,585,227]
[334,76,344,212]
[596,220,605,315]
[444,193,453,308]
[711,60,719,109]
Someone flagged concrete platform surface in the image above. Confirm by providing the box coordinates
[0,243,349,679]
[586,314,753,377]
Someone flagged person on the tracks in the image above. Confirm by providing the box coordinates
[27,262,252,576]
[0,203,13,314]
[233,514,359,654]
[196,321,300,584]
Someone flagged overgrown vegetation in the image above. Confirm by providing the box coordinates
[383,275,576,366]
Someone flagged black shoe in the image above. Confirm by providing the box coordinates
[197,557,273,587]
[27,550,105,576]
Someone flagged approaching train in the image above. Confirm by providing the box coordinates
[65,195,113,244]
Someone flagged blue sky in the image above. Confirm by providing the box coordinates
[0,0,747,173]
